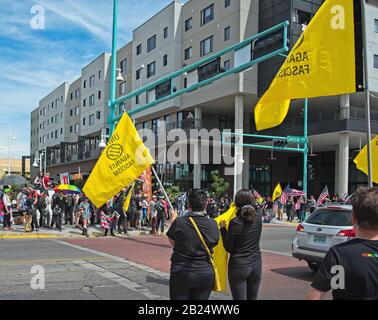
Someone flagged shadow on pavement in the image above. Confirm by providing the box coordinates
[118,236,172,249]
[270,266,315,282]
[145,275,169,286]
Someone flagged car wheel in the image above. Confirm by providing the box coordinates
[307,261,320,272]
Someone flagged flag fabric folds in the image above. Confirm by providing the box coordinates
[254,0,363,131]
[123,184,135,212]
[252,188,265,205]
[353,135,378,184]
[317,186,330,206]
[280,184,292,205]
[214,203,238,292]
[83,113,154,208]
[272,183,283,202]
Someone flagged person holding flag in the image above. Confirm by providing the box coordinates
[317,186,330,207]
[354,135,378,184]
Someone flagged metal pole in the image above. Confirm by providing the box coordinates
[303,98,308,196]
[151,166,174,213]
[109,0,118,135]
[44,146,47,174]
[7,129,10,175]
[361,0,373,187]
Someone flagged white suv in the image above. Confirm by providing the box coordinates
[292,204,355,272]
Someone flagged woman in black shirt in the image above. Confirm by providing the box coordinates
[219,189,262,300]
[167,189,220,300]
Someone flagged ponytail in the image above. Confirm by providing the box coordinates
[235,189,257,224]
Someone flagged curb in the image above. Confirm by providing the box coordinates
[0,233,73,240]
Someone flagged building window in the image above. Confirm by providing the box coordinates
[137,44,142,55]
[147,35,157,52]
[120,81,126,95]
[201,4,214,26]
[143,121,148,129]
[84,80,87,88]
[83,118,86,126]
[224,59,231,71]
[136,95,140,104]
[375,19,378,33]
[89,114,95,126]
[70,93,73,100]
[200,36,213,56]
[99,70,101,79]
[89,94,95,106]
[75,106,80,116]
[147,61,156,78]
[55,130,58,139]
[296,10,311,26]
[224,26,231,41]
[184,47,192,60]
[83,99,86,107]
[89,75,95,87]
[184,77,188,88]
[163,54,168,67]
[75,124,79,133]
[98,90,101,99]
[118,103,125,114]
[225,0,231,8]
[75,89,80,99]
[152,118,160,134]
[185,17,193,31]
[164,27,168,39]
[120,59,127,73]
[96,111,101,120]
[55,114,59,123]
[374,54,378,69]
[70,126,73,133]
[60,128,63,135]
[136,68,142,80]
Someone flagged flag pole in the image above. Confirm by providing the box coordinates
[361,0,373,187]
[151,166,175,213]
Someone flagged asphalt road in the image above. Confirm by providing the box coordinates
[0,226,323,300]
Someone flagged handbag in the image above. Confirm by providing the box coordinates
[188,216,222,292]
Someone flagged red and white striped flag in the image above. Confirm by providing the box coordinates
[280,184,292,205]
[316,186,329,206]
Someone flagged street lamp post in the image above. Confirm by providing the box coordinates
[7,130,16,176]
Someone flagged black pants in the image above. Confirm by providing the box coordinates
[39,209,48,227]
[65,207,73,225]
[157,214,165,233]
[51,212,62,230]
[170,271,214,300]
[3,212,11,228]
[118,216,127,233]
[228,261,262,300]
[30,211,39,230]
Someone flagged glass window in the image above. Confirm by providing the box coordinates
[185,17,193,31]
[374,54,378,69]
[96,111,101,120]
[201,4,214,26]
[136,44,142,55]
[147,61,156,78]
[118,103,125,115]
[75,89,80,99]
[375,19,378,33]
[84,80,87,88]
[75,106,80,116]
[224,59,231,71]
[89,114,95,126]
[136,95,140,104]
[99,70,101,79]
[75,124,79,133]
[164,27,168,39]
[89,94,95,106]
[200,36,213,56]
[89,75,95,87]
[296,10,311,25]
[83,118,86,126]
[184,47,192,60]
[225,0,231,8]
[147,35,157,52]
[163,54,168,67]
[98,90,101,99]
[119,81,126,95]
[83,99,86,107]
[152,118,160,134]
[224,26,231,41]
[136,68,142,80]
[120,59,127,73]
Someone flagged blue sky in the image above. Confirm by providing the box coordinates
[0,0,184,159]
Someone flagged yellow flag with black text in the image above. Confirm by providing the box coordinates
[254,0,363,131]
[272,183,283,202]
[354,135,378,184]
[214,203,238,292]
[83,113,154,208]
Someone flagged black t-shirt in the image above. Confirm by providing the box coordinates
[311,238,378,300]
[220,210,263,269]
[166,215,220,274]
[265,201,273,209]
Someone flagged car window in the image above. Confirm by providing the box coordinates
[306,209,352,226]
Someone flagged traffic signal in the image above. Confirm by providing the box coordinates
[308,162,316,181]
[273,139,288,148]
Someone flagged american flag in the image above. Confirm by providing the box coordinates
[252,188,265,205]
[280,184,292,205]
[316,186,329,206]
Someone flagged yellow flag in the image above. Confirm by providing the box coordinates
[214,203,238,292]
[254,0,362,131]
[354,135,378,184]
[123,184,135,212]
[272,183,283,202]
[83,113,154,208]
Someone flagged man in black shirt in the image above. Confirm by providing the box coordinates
[52,191,66,231]
[306,187,378,300]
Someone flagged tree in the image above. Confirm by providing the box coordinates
[211,170,229,198]
[73,179,84,189]
[166,185,182,201]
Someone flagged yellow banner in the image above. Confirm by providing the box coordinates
[354,135,378,184]
[83,113,154,208]
[272,183,283,202]
[123,184,135,212]
[214,203,238,292]
[254,0,359,131]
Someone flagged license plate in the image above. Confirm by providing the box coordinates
[313,235,326,244]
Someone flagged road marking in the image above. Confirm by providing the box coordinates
[54,239,231,300]
[0,257,106,266]
[261,249,292,257]
[73,260,167,300]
